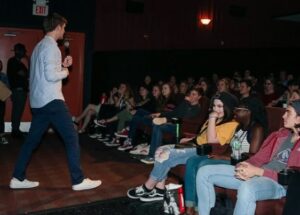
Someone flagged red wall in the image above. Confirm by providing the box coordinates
[94,0,300,51]
[0,27,85,122]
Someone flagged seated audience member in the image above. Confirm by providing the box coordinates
[143,75,153,92]
[290,89,300,102]
[197,78,214,99]
[196,100,300,215]
[95,83,135,141]
[184,97,267,215]
[239,79,253,99]
[161,82,177,111]
[261,77,280,106]
[72,102,103,133]
[187,76,196,90]
[140,87,204,164]
[169,75,177,89]
[127,92,238,202]
[96,84,154,148]
[175,81,189,104]
[216,78,230,94]
[272,79,299,107]
[229,78,241,98]
[119,83,174,148]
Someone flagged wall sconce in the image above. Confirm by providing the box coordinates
[200,18,211,25]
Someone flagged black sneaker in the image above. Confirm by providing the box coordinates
[127,185,151,199]
[0,136,8,144]
[140,188,165,202]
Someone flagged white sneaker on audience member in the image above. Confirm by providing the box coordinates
[9,178,39,189]
[72,178,102,191]
[129,144,149,155]
[114,128,129,138]
[88,133,102,139]
[104,138,120,147]
[117,138,133,151]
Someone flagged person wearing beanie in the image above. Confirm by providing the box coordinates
[127,91,239,207]
[196,99,300,215]
[240,96,268,136]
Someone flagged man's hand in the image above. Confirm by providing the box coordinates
[62,56,73,68]
[235,161,264,180]
[151,113,161,118]
[179,137,195,144]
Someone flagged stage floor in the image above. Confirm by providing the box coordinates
[0,133,155,215]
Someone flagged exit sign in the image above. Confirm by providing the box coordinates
[33,4,49,16]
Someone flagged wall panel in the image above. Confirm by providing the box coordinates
[0,27,85,127]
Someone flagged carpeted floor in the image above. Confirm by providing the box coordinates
[26,197,165,215]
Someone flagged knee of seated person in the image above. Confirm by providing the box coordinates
[197,157,213,167]
[196,165,211,180]
[186,156,202,167]
[237,182,256,202]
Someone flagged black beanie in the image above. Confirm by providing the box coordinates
[239,96,268,131]
[214,92,238,112]
[290,99,300,116]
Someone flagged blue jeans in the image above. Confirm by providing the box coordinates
[196,164,286,215]
[12,100,84,185]
[184,156,229,208]
[128,109,152,142]
[148,123,176,158]
[150,145,197,181]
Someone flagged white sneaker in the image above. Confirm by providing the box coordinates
[88,133,102,139]
[9,178,39,189]
[0,136,9,144]
[72,178,102,191]
[117,140,133,151]
[129,144,149,155]
[104,138,120,147]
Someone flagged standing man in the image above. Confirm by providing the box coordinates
[0,59,9,144]
[9,13,101,191]
[7,43,29,138]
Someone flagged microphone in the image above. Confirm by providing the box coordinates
[64,40,70,56]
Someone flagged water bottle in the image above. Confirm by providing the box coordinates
[171,118,181,144]
[230,135,242,165]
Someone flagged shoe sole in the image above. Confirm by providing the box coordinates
[127,190,144,199]
[130,151,149,155]
[114,134,128,138]
[105,144,120,147]
[89,135,102,138]
[10,182,39,189]
[72,181,102,191]
[118,146,133,151]
[140,160,154,164]
[139,196,164,202]
[97,138,109,142]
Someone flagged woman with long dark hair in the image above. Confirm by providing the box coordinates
[127,92,239,202]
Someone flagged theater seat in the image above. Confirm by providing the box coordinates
[265,106,285,133]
